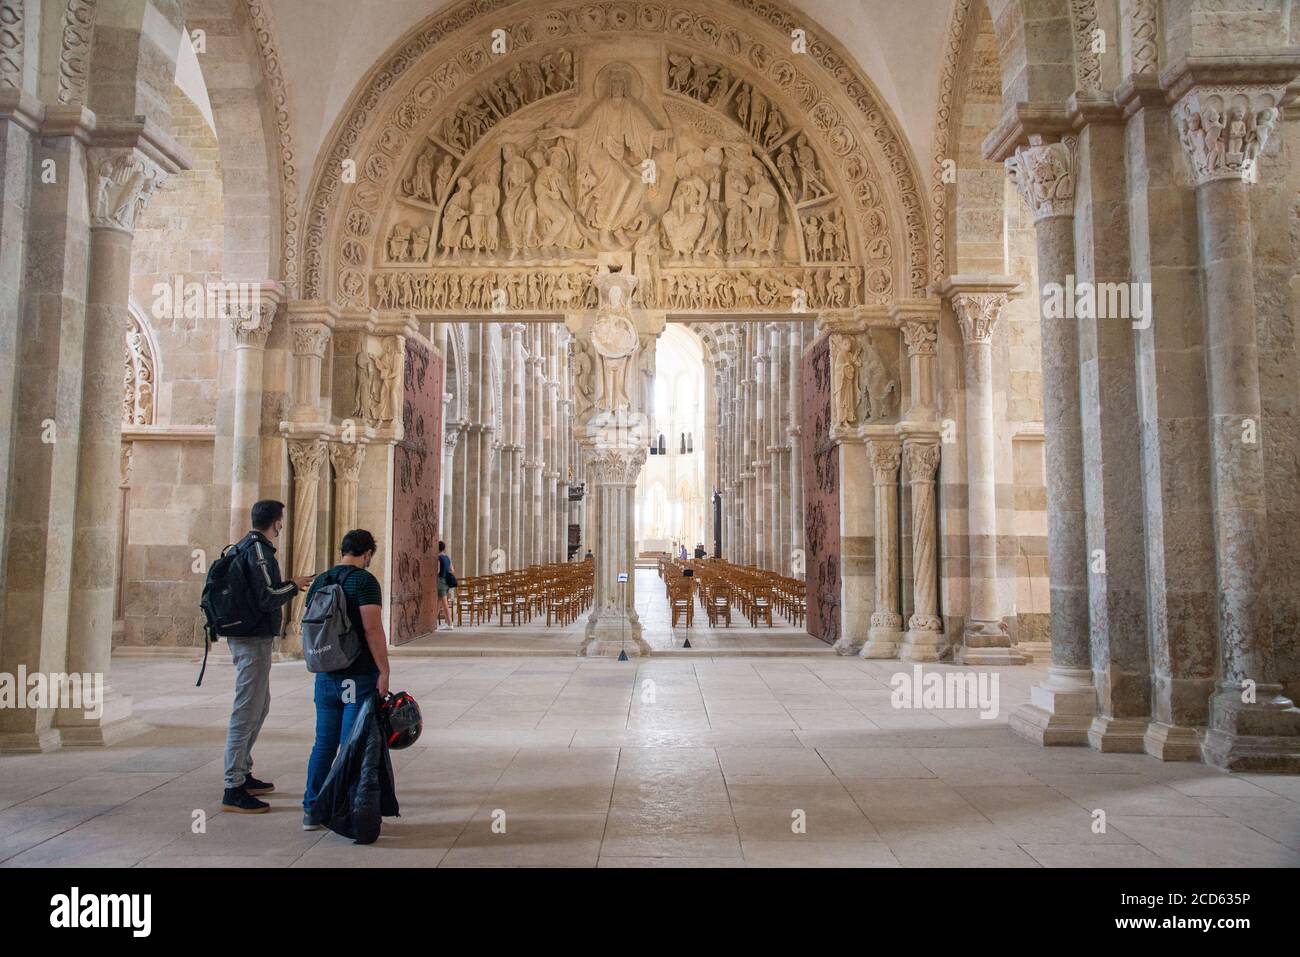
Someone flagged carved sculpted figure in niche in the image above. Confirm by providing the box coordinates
[831,333,861,428]
[501,144,539,250]
[861,331,897,420]
[441,177,472,253]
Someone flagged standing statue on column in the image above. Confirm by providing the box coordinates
[590,283,639,412]
[831,333,862,428]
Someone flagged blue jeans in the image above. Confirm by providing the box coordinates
[303,671,378,813]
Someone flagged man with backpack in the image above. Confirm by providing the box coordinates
[215,500,315,814]
[299,528,391,831]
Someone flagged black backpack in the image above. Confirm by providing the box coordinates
[197,541,261,685]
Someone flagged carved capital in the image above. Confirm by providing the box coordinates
[1173,86,1284,186]
[329,442,366,482]
[868,440,902,483]
[291,323,331,358]
[288,438,328,478]
[951,292,1009,344]
[231,298,276,349]
[905,441,941,482]
[901,320,938,357]
[1005,135,1076,221]
[90,150,164,233]
[587,445,647,485]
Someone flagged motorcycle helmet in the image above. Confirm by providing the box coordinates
[379,691,422,749]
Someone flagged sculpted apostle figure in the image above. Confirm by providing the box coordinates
[831,333,862,428]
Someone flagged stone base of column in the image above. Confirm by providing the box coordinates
[1143,722,1203,762]
[580,610,650,658]
[1008,667,1095,746]
[1200,684,1300,773]
[832,633,864,656]
[0,728,63,753]
[1087,716,1149,753]
[56,690,148,747]
[861,616,904,659]
[956,620,1026,665]
[899,621,946,662]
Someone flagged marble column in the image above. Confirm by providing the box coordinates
[1001,133,1096,745]
[861,439,903,657]
[329,442,366,545]
[1172,79,1300,771]
[288,321,332,424]
[228,286,280,542]
[60,147,173,745]
[900,441,944,661]
[942,278,1026,665]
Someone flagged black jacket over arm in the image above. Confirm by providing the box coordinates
[310,695,400,844]
[236,530,298,637]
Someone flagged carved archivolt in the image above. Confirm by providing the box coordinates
[0,0,22,91]
[303,0,929,310]
[123,309,157,426]
[928,0,972,285]
[57,0,96,106]
[1070,0,1102,93]
[243,0,301,292]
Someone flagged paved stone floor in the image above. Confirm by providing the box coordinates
[1,652,1298,867]
[397,568,831,656]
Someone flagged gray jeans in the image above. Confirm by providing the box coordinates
[223,638,273,789]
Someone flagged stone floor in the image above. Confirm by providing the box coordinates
[1,651,1298,867]
[396,568,831,656]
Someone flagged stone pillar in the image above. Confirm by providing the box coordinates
[1172,77,1300,771]
[582,444,650,655]
[228,285,281,542]
[60,146,175,745]
[330,442,366,544]
[288,320,332,424]
[942,278,1026,665]
[284,439,327,654]
[861,439,903,657]
[900,441,944,661]
[1001,134,1097,746]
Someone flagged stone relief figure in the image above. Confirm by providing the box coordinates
[375,338,402,422]
[469,162,502,252]
[744,161,780,253]
[533,146,583,248]
[590,283,640,412]
[387,221,412,261]
[354,346,379,420]
[831,333,861,428]
[501,144,539,250]
[403,145,437,202]
[795,134,829,200]
[440,177,472,253]
[94,155,161,231]
[861,331,897,420]
[633,229,662,306]
[571,337,596,415]
[661,161,708,256]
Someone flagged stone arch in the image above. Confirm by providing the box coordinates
[301,0,931,309]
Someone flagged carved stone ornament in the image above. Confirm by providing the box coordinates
[288,438,328,477]
[291,323,331,358]
[123,315,156,426]
[0,0,23,91]
[353,335,403,424]
[830,332,861,428]
[231,299,276,349]
[1006,135,1077,222]
[590,272,640,413]
[952,292,1008,344]
[906,441,941,482]
[329,441,366,482]
[588,444,648,485]
[901,320,938,357]
[1174,87,1283,186]
[860,331,897,421]
[91,152,163,233]
[869,441,902,482]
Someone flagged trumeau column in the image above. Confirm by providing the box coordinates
[941,278,1026,666]
[861,439,903,658]
[567,271,661,657]
[229,283,283,542]
[1170,69,1300,771]
[900,441,944,661]
[999,132,1097,746]
[61,144,178,746]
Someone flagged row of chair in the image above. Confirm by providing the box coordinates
[657,558,807,628]
[453,561,594,627]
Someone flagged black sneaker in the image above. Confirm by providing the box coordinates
[302,813,321,831]
[243,775,275,796]
[221,787,270,814]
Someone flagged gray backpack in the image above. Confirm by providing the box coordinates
[301,567,363,673]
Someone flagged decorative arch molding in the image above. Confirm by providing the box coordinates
[57,0,97,106]
[928,0,974,284]
[242,0,301,289]
[0,0,25,91]
[1069,0,1102,93]
[124,303,159,426]
[301,0,930,311]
